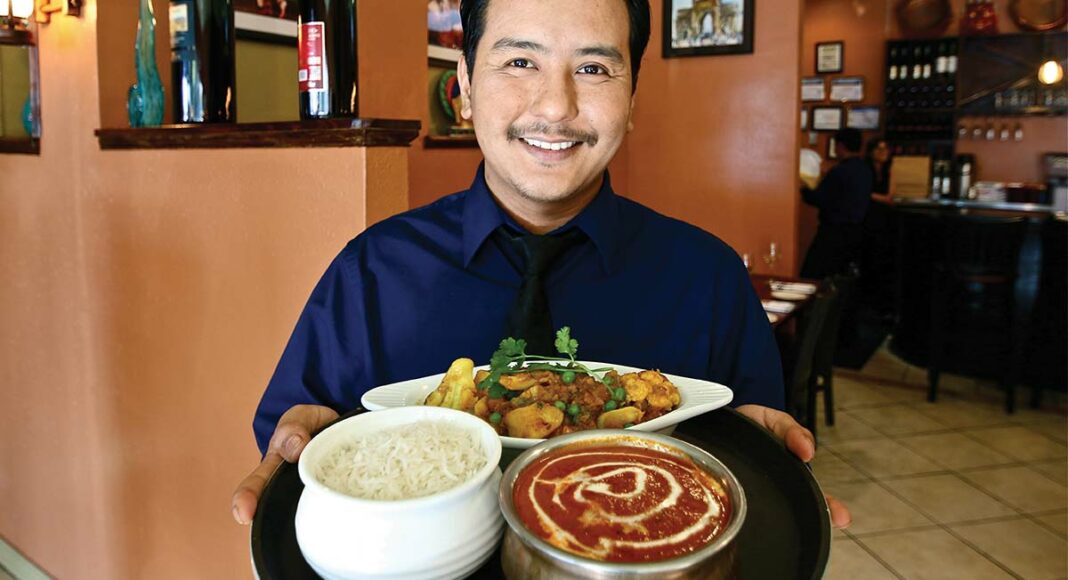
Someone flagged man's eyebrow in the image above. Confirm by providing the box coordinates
[489,37,549,54]
[576,45,625,64]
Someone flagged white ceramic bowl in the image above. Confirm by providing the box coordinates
[295,406,504,580]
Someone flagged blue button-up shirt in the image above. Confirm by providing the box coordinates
[254,167,784,452]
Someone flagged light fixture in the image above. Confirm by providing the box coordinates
[1038,59,1065,85]
[0,0,34,45]
[35,0,79,24]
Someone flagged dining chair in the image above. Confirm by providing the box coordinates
[807,272,856,437]
[783,282,836,437]
[927,214,1032,413]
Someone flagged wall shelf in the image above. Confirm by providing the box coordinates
[0,137,40,155]
[423,134,478,149]
[94,118,421,150]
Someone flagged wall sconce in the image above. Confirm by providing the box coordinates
[0,0,35,44]
[35,0,79,24]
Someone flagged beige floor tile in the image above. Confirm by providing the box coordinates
[850,404,950,436]
[811,449,868,484]
[862,528,1014,580]
[904,366,976,395]
[897,432,1015,470]
[952,518,1068,580]
[824,537,897,580]
[913,399,1018,430]
[883,474,1016,524]
[821,481,933,535]
[966,426,1068,462]
[962,465,1068,513]
[860,361,908,383]
[1032,512,1068,537]
[831,377,898,409]
[1025,419,1068,445]
[828,438,944,479]
[817,410,885,445]
[1030,459,1068,486]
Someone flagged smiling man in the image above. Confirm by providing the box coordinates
[232,0,850,529]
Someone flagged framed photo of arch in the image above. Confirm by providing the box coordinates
[663,0,756,58]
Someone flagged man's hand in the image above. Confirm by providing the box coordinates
[736,404,852,529]
[231,404,339,525]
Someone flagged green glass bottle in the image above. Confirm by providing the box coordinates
[128,0,165,127]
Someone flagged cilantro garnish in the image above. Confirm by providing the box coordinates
[477,327,612,398]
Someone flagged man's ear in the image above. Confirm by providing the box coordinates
[457,55,473,120]
[627,92,636,132]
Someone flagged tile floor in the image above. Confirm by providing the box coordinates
[816,344,1068,580]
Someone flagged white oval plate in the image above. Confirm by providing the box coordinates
[360,361,734,449]
[771,290,810,301]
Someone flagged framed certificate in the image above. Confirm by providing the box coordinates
[830,77,864,102]
[801,77,825,102]
[816,41,844,74]
[847,106,881,130]
[801,108,808,130]
[827,135,839,159]
[811,106,843,131]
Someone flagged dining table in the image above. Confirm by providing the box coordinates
[749,273,820,329]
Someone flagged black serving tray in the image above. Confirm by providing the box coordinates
[251,407,830,580]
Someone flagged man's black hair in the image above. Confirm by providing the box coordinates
[460,0,651,92]
[835,128,863,153]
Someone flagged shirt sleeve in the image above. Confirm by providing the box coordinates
[708,257,786,411]
[801,165,841,209]
[252,243,369,454]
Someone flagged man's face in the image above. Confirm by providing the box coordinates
[457,0,635,207]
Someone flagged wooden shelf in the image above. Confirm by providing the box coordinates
[95,118,421,150]
[424,134,479,149]
[0,137,40,155]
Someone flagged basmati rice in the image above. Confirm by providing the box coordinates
[315,421,487,500]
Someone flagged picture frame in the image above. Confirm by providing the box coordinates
[234,0,297,45]
[811,106,843,131]
[428,0,463,65]
[815,41,844,74]
[801,107,808,130]
[801,77,825,102]
[662,0,755,58]
[847,106,881,130]
[827,135,839,159]
[829,76,864,102]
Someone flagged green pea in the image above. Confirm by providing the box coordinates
[489,412,502,424]
[561,370,576,384]
[554,400,566,410]
[624,422,634,428]
[613,388,626,401]
[604,400,618,411]
[567,403,581,416]
[488,383,507,399]
[603,376,614,386]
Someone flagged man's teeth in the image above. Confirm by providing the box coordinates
[522,138,578,151]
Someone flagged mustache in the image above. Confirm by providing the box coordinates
[507,123,598,147]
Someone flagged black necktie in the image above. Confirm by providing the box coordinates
[503,228,585,356]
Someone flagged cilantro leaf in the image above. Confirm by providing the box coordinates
[554,327,579,359]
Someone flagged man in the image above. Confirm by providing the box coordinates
[800,128,873,280]
[232,0,850,528]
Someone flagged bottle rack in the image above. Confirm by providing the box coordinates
[884,37,960,157]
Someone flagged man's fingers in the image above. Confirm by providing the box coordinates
[269,405,340,462]
[826,493,852,529]
[231,451,284,525]
[736,404,816,462]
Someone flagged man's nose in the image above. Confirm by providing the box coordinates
[529,69,579,125]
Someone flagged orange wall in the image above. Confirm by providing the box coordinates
[0,2,410,578]
[627,0,803,273]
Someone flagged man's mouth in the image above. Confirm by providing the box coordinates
[521,137,579,151]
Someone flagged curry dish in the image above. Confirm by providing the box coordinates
[424,358,681,439]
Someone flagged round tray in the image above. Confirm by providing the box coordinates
[251,408,830,579]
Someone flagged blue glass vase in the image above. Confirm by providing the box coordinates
[128,0,164,127]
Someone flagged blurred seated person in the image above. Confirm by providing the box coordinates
[862,138,896,312]
[800,128,873,280]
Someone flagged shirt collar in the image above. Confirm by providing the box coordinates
[461,163,622,274]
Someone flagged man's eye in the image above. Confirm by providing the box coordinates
[578,64,606,75]
[508,59,533,69]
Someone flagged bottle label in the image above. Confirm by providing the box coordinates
[936,56,947,74]
[299,22,327,93]
[947,55,958,74]
[169,0,195,52]
[889,66,898,80]
[922,64,932,78]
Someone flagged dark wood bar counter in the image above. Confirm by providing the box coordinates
[888,201,1066,401]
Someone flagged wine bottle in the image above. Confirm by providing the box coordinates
[888,46,899,82]
[298,0,358,119]
[168,0,236,123]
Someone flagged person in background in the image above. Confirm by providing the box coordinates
[800,128,873,280]
[232,0,850,530]
[862,138,896,315]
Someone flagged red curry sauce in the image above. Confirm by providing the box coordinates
[512,442,732,562]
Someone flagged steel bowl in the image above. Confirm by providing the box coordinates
[498,430,746,579]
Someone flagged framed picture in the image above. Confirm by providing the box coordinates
[428,0,463,64]
[811,106,843,131]
[827,135,839,159]
[662,0,755,58]
[815,41,844,74]
[801,77,825,101]
[234,0,297,45]
[847,106,881,130]
[829,76,864,102]
[800,107,808,130]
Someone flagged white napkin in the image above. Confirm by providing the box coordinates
[762,300,796,314]
[769,281,817,295]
